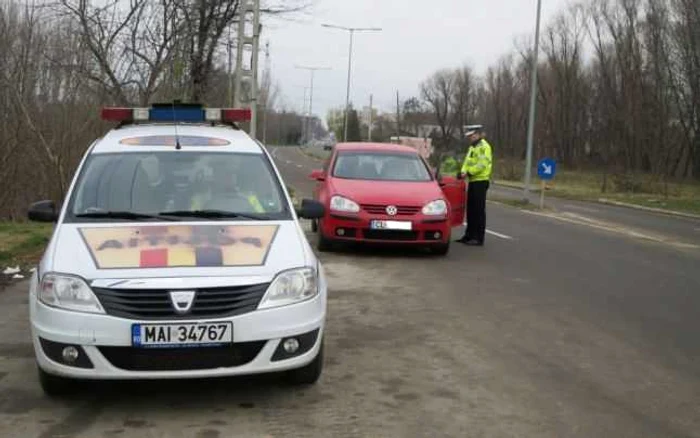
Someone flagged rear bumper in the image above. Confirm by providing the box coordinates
[320,213,450,244]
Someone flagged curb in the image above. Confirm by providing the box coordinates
[597,198,700,220]
[494,182,700,220]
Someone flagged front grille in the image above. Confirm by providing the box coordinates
[363,229,419,241]
[92,283,270,320]
[360,204,421,216]
[98,342,265,371]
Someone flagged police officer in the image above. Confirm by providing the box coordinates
[456,125,493,246]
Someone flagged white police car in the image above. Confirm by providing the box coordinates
[26,103,327,396]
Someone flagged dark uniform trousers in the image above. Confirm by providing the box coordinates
[466,180,490,243]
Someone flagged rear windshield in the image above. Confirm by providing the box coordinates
[332,151,433,182]
[65,151,290,221]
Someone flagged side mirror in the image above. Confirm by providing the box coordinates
[297,199,325,219]
[309,169,326,181]
[28,200,58,222]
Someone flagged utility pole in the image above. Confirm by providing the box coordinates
[234,0,262,139]
[302,87,308,143]
[227,26,234,107]
[295,65,331,144]
[322,23,382,142]
[523,0,543,203]
[396,90,401,140]
[262,40,270,144]
[368,94,373,141]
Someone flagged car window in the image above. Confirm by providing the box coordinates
[66,151,290,221]
[332,151,432,182]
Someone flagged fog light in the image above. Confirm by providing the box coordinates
[283,338,300,353]
[336,228,345,236]
[61,346,79,363]
[434,232,441,239]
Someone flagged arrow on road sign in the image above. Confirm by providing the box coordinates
[537,158,557,181]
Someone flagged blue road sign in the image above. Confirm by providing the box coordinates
[537,158,557,181]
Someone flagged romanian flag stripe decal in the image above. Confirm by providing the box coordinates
[79,225,279,269]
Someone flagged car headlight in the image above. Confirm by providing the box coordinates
[330,195,360,213]
[422,199,448,216]
[258,267,318,309]
[39,273,105,314]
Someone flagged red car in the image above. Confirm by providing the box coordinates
[308,142,466,255]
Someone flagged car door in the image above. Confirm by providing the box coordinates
[439,176,467,226]
[311,153,333,202]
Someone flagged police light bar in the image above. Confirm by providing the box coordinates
[101,105,252,123]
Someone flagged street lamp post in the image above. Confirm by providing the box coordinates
[523,0,543,203]
[322,23,381,142]
[295,65,331,144]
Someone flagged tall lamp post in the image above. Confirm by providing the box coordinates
[295,65,331,143]
[523,0,544,202]
[321,23,381,142]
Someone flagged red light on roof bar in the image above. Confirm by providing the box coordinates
[222,108,252,123]
[101,107,133,122]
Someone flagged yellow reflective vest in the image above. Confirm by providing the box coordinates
[440,156,459,176]
[461,139,493,182]
[191,192,265,213]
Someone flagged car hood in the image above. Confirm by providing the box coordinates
[329,178,443,205]
[46,221,308,284]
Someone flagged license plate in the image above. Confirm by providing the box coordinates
[370,220,412,231]
[132,322,233,348]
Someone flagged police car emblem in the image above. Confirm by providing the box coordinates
[169,291,196,314]
[386,205,398,216]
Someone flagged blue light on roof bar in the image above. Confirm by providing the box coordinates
[149,107,205,122]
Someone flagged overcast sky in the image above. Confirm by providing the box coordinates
[262,0,573,125]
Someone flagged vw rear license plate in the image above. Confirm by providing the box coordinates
[132,322,233,348]
[370,220,412,231]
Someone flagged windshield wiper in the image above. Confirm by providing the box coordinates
[75,211,179,221]
[159,209,271,221]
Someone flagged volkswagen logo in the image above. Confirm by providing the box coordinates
[169,290,196,314]
[386,205,398,216]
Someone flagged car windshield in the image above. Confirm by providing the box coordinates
[332,151,432,182]
[67,151,288,221]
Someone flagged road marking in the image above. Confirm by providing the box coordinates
[486,229,513,240]
[564,205,600,214]
[522,210,700,250]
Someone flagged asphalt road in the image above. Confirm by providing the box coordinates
[0,145,699,438]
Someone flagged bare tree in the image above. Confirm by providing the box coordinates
[420,68,458,157]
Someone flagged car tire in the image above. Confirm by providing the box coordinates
[285,342,323,386]
[431,241,450,256]
[38,367,76,397]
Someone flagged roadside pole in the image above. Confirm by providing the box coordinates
[537,157,556,209]
[523,0,543,203]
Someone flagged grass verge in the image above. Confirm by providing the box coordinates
[493,159,700,216]
[0,222,53,270]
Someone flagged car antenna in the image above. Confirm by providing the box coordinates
[172,99,182,150]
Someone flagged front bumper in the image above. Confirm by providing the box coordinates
[30,285,326,380]
[320,212,451,244]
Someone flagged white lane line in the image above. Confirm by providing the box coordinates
[486,229,514,240]
[565,205,600,213]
